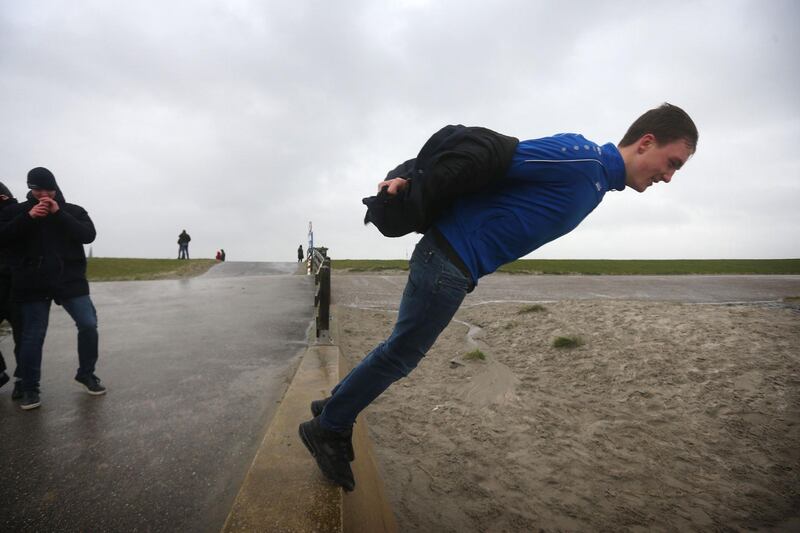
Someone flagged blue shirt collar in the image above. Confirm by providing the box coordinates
[600,143,626,191]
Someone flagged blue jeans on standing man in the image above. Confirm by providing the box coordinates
[18,294,99,392]
[319,232,472,432]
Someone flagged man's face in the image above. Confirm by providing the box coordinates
[625,135,693,193]
[31,189,56,200]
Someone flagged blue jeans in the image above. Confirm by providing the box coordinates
[18,295,99,391]
[178,244,189,259]
[319,233,471,432]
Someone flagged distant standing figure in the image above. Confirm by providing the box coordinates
[178,230,191,259]
[220,249,226,262]
[297,245,304,262]
[215,250,222,261]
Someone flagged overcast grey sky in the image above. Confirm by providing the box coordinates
[1,0,798,261]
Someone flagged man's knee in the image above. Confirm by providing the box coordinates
[73,308,98,331]
[75,316,98,331]
[65,297,98,330]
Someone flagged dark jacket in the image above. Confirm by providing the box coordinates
[178,231,191,245]
[362,125,519,237]
[0,196,19,282]
[0,190,96,303]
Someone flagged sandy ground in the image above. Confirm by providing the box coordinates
[334,285,800,531]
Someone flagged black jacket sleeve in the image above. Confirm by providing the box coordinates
[363,125,519,237]
[52,206,96,244]
[385,159,417,180]
[0,209,35,245]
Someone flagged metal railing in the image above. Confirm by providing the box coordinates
[308,247,331,342]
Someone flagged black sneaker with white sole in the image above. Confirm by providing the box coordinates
[75,374,107,395]
[20,389,41,410]
[309,397,355,461]
[298,417,355,491]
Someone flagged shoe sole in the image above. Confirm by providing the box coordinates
[74,381,107,396]
[21,401,41,410]
[298,422,355,492]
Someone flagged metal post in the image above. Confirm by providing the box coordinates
[316,257,331,342]
[308,221,314,255]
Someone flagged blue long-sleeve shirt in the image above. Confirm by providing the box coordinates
[435,133,626,285]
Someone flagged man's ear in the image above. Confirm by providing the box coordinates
[637,133,657,154]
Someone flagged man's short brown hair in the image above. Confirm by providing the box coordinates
[619,103,698,153]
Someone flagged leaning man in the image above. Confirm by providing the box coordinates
[299,103,698,491]
[0,167,105,410]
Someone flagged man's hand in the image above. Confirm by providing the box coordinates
[377,177,408,196]
[39,196,60,214]
[29,202,50,218]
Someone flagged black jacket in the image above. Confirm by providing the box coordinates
[0,190,96,303]
[0,196,19,281]
[363,125,519,237]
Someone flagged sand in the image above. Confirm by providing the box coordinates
[333,285,800,531]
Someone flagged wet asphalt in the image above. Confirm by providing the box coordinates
[0,262,314,532]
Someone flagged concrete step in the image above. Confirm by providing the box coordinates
[223,308,397,533]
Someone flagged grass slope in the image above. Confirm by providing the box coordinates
[87,258,217,281]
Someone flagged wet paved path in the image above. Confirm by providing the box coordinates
[0,262,313,532]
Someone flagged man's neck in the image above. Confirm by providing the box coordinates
[617,143,634,181]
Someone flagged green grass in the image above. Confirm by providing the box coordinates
[553,336,584,349]
[87,258,217,281]
[332,259,410,272]
[463,349,486,361]
[518,304,547,314]
[332,258,800,275]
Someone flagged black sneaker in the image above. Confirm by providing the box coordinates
[298,417,356,492]
[75,374,107,396]
[309,397,355,461]
[12,380,23,400]
[20,390,41,410]
[0,372,8,389]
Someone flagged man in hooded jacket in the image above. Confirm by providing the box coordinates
[0,167,105,410]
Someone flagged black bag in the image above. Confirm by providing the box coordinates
[363,125,518,237]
